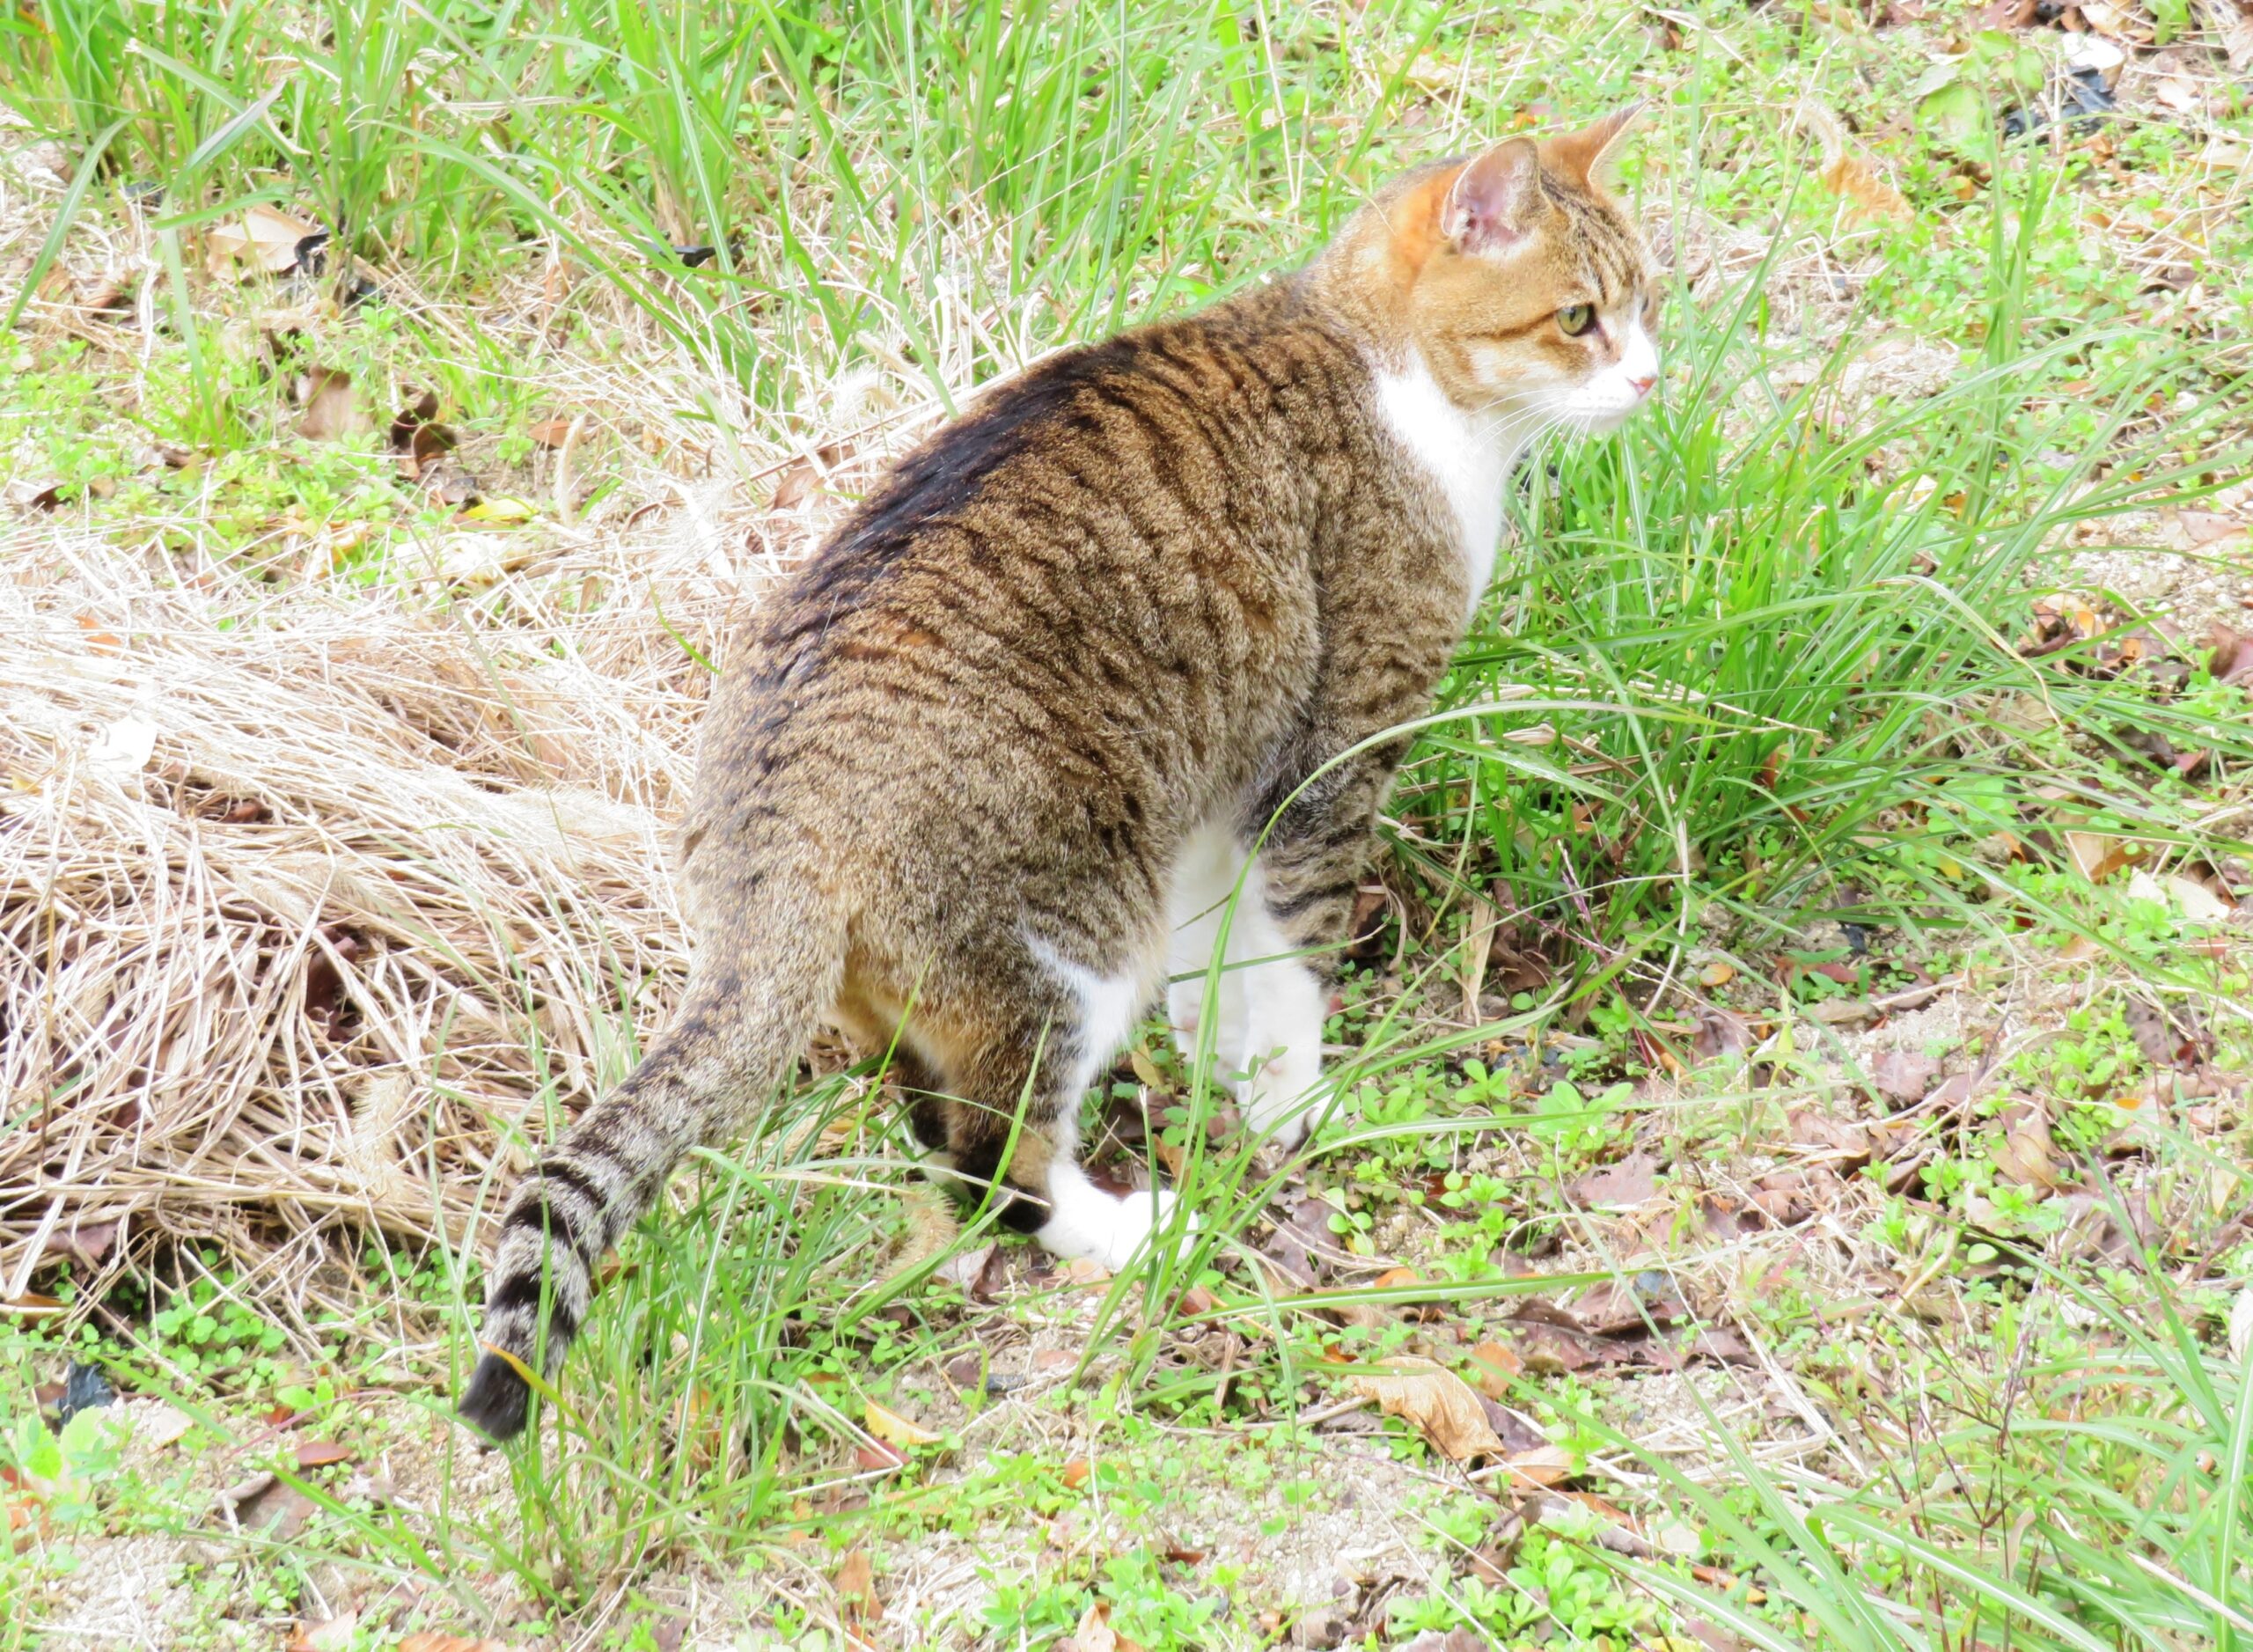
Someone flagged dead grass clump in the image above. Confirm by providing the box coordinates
[0,512,767,1321]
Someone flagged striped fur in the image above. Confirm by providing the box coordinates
[459,114,1658,1441]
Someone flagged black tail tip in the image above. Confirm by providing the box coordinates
[458,1351,532,1443]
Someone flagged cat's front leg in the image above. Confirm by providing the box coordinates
[1234,738,1403,1148]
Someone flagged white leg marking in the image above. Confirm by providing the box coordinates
[1233,856,1330,1149]
[1165,820,1251,1084]
[1038,1141,1185,1272]
[1023,937,1193,1269]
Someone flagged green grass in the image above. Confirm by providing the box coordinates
[4,0,2253,1647]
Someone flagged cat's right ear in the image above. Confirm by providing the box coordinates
[1440,138,1543,255]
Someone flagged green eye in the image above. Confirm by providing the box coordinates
[1557,303,1596,337]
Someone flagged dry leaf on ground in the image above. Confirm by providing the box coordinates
[296,367,367,442]
[1345,1357,1504,1461]
[833,1547,880,1621]
[285,1614,359,1652]
[1067,1600,1148,1652]
[1802,100,1912,225]
[863,1399,942,1449]
[1568,1148,1659,1208]
[398,1635,520,1652]
[206,205,321,280]
[1869,1048,1938,1105]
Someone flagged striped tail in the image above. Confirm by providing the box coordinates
[458,868,842,1442]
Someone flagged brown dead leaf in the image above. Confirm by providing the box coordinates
[1788,1108,1873,1165]
[1567,1148,1659,1208]
[2125,998,2203,1070]
[295,367,366,442]
[2211,623,2253,686]
[390,390,458,480]
[294,1440,352,1469]
[1992,1098,2059,1190]
[2066,830,2145,883]
[1068,1600,1148,1652]
[1694,1006,1754,1060]
[853,1437,906,1472]
[1344,1358,1505,1461]
[216,1471,317,1542]
[397,1635,521,1652]
[285,1614,359,1652]
[205,205,322,281]
[770,459,821,511]
[1495,1443,1575,1488]
[833,1547,880,1623]
[1061,1457,1092,1489]
[1466,1340,1523,1399]
[3,1293,66,1316]
[1869,1048,1938,1105]
[528,417,576,449]
[1802,101,1911,226]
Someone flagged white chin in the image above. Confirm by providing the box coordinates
[1571,404,1640,436]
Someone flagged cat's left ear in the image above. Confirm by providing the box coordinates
[1544,102,1644,191]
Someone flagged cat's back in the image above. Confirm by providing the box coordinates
[704,284,1378,812]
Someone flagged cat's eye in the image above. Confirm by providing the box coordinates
[1556,304,1596,337]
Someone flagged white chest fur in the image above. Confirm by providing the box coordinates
[1371,356,1523,622]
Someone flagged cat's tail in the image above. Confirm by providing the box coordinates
[457,859,844,1443]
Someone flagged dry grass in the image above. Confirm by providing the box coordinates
[0,410,865,1323]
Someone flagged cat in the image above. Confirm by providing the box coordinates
[459,109,1660,1441]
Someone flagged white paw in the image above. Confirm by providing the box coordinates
[1040,1179,1197,1273]
[1243,1069,1327,1149]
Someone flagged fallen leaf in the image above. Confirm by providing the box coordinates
[2066,829,2144,882]
[854,1440,906,1472]
[1061,1457,1092,1489]
[933,1242,997,1295]
[1127,1046,1168,1090]
[1567,1149,1658,1208]
[1802,100,1912,225]
[528,417,577,449]
[397,1635,520,1652]
[862,1399,942,1450]
[1344,1358,1504,1461]
[390,389,458,479]
[1869,1048,1938,1105]
[1496,1443,1575,1487]
[129,1400,195,1450]
[1067,1599,1149,1652]
[770,459,821,511]
[205,205,322,281]
[294,1440,352,1469]
[833,1547,880,1622]
[1699,959,1736,987]
[286,1613,359,1652]
[462,495,536,523]
[1465,1340,1523,1399]
[2125,999,2203,1070]
[216,1471,318,1542]
[1992,1098,2059,1190]
[295,366,366,442]
[1804,997,1875,1025]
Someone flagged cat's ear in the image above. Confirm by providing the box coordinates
[1544,103,1643,192]
[1439,138,1543,255]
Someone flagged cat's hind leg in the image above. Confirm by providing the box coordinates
[930,946,1181,1273]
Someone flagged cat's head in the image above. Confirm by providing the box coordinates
[1373,108,1659,435]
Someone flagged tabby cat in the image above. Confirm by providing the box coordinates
[460,111,1660,1440]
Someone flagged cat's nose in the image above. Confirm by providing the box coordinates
[1628,373,1656,397]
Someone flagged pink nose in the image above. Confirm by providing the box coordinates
[1628,373,1656,396]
